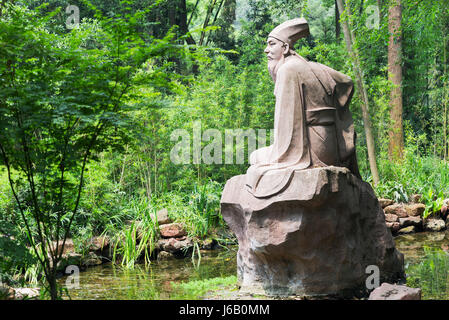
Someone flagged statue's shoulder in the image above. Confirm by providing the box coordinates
[277,55,309,77]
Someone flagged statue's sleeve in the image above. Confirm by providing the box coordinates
[272,64,308,164]
[316,63,359,177]
[316,63,354,108]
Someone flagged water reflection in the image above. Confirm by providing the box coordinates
[59,247,237,300]
[395,230,449,299]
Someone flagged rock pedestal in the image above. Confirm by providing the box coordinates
[220,167,405,298]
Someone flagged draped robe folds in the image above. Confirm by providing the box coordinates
[246,54,361,198]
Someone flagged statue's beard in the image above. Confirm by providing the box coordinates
[268,55,285,82]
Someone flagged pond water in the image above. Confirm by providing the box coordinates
[59,247,237,300]
[60,231,449,300]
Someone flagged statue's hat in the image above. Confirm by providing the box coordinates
[268,18,310,47]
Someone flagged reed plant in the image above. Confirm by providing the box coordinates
[106,197,159,268]
[407,247,449,299]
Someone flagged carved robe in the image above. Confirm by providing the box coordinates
[246,54,361,198]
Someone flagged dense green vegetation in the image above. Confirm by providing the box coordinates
[0,0,448,299]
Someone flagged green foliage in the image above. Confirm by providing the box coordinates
[373,126,449,204]
[407,247,449,300]
[0,1,186,298]
[421,189,445,219]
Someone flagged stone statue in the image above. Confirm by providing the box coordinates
[246,18,361,198]
[220,18,405,298]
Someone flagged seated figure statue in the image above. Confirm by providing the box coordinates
[246,18,362,198]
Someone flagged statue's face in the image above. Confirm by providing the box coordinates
[265,37,288,81]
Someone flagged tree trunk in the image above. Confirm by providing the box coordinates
[387,0,404,160]
[335,0,341,41]
[336,0,380,185]
[444,36,448,160]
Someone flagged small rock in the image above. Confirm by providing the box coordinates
[159,223,187,238]
[201,238,216,250]
[399,216,422,228]
[384,213,399,223]
[50,239,75,256]
[398,226,415,234]
[14,288,40,300]
[379,198,394,209]
[386,222,400,233]
[424,219,446,232]
[56,252,82,271]
[157,251,175,261]
[0,284,15,300]
[89,236,109,252]
[404,203,425,217]
[151,208,172,225]
[384,204,408,218]
[441,205,448,220]
[410,194,422,203]
[82,252,102,267]
[369,283,421,300]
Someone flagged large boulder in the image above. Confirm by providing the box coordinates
[369,283,421,300]
[221,167,405,298]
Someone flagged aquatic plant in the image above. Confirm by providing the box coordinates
[407,246,449,299]
[106,197,159,268]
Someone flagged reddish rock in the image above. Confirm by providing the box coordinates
[158,237,193,253]
[384,204,408,218]
[221,167,404,297]
[159,223,187,238]
[379,198,394,209]
[441,205,448,219]
[384,213,399,223]
[404,203,425,217]
[369,283,421,300]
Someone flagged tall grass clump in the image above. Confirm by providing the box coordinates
[105,197,159,268]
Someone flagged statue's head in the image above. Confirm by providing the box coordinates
[265,18,310,81]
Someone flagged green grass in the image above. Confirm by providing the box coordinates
[171,275,238,300]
